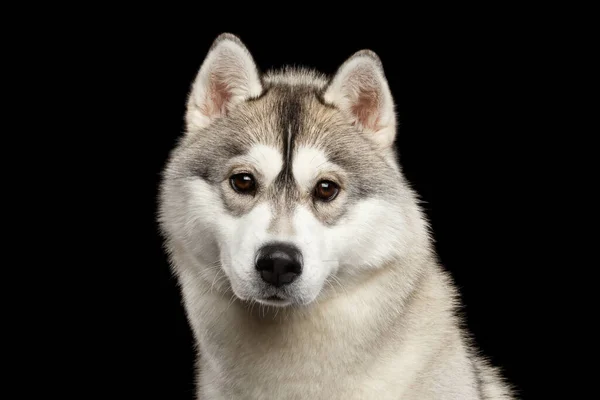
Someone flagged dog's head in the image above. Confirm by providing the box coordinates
[159,34,425,307]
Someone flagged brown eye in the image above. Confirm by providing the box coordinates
[314,180,339,202]
[230,173,256,194]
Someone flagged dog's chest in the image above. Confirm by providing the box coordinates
[196,307,416,399]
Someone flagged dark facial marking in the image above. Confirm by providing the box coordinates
[278,92,302,179]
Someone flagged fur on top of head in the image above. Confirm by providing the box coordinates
[185,33,397,150]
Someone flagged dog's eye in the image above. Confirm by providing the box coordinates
[314,180,339,202]
[230,173,256,194]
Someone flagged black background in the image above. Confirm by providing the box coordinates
[76,12,553,399]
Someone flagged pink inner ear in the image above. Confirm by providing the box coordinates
[201,74,232,118]
[351,88,381,131]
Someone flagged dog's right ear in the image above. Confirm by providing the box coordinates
[186,33,262,133]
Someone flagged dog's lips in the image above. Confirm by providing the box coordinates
[255,294,291,306]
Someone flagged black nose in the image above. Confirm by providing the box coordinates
[255,243,302,287]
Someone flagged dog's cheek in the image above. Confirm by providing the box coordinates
[327,199,383,268]
[181,179,226,256]
[324,216,352,261]
[317,227,339,275]
[293,205,326,261]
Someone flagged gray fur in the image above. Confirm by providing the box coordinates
[158,33,515,399]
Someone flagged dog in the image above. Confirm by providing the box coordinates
[158,33,514,399]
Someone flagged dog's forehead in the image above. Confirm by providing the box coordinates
[175,76,390,201]
[237,85,366,168]
[240,86,335,145]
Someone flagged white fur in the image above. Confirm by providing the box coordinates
[329,197,410,270]
[245,144,283,187]
[163,150,513,400]
[292,146,338,188]
[219,202,273,301]
[287,204,336,304]
[159,35,514,400]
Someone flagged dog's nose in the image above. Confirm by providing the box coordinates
[255,243,302,287]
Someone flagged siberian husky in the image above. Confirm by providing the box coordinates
[158,33,514,399]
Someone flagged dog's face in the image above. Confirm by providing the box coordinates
[160,34,416,307]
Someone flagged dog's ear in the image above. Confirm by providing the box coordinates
[186,33,262,133]
[324,50,396,149]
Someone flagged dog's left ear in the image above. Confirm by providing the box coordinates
[324,50,396,149]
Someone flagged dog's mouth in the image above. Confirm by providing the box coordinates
[256,294,291,307]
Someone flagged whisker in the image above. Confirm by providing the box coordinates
[324,279,339,297]
[225,293,237,311]
[330,275,349,296]
[209,270,224,294]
